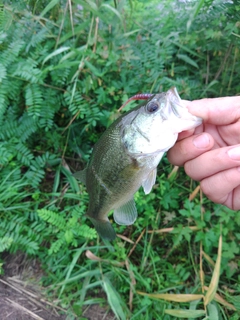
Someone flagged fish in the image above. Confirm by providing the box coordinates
[74,87,202,240]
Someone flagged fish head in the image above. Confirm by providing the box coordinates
[121,87,202,156]
[164,87,202,129]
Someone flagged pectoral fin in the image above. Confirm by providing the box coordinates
[142,168,157,194]
[88,216,116,241]
[114,198,137,226]
[73,168,87,185]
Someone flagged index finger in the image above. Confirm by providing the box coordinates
[185,96,240,125]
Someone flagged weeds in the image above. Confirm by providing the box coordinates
[0,0,240,319]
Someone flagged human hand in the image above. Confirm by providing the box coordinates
[167,96,240,210]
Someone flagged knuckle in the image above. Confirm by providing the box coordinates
[184,160,196,178]
[200,179,213,198]
[178,140,189,156]
[167,147,184,166]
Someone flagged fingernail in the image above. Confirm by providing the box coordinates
[228,147,240,160]
[193,134,210,148]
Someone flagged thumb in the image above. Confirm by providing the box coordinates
[184,97,240,125]
[167,132,214,166]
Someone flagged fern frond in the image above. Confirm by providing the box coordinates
[65,212,96,240]
[0,79,9,124]
[12,61,41,84]
[15,142,34,166]
[0,40,25,67]
[0,113,38,143]
[50,66,71,86]
[0,63,7,82]
[64,90,84,117]
[33,152,58,168]
[0,236,13,252]
[25,83,43,118]
[64,229,74,244]
[48,236,65,255]
[0,120,18,140]
[26,28,48,52]
[37,209,66,230]
[38,104,55,129]
[18,114,38,142]
[0,142,14,167]
[5,78,23,105]
[6,232,39,254]
[25,167,45,188]
[74,225,97,239]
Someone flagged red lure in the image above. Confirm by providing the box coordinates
[118,93,154,112]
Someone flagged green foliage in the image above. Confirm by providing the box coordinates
[0,0,240,319]
[37,207,96,255]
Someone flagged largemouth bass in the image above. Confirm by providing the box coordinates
[74,87,202,240]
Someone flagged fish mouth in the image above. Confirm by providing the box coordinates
[166,87,202,125]
[166,87,182,117]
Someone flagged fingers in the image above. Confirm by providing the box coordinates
[177,129,195,141]
[200,167,240,210]
[184,145,240,181]
[167,132,214,166]
[186,96,240,125]
[231,185,240,210]
[218,120,240,145]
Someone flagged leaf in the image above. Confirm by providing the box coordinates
[58,23,89,45]
[57,270,101,286]
[123,29,141,37]
[200,80,219,97]
[101,4,123,22]
[84,60,104,77]
[137,292,203,302]
[204,234,222,306]
[187,0,206,31]
[202,251,215,267]
[177,54,199,69]
[164,309,206,318]
[231,295,240,310]
[42,47,70,65]
[52,167,60,193]
[189,185,200,201]
[103,276,129,320]
[170,40,203,59]
[40,0,61,17]
[85,250,124,267]
[204,286,237,311]
[83,0,98,11]
[59,243,87,297]
[60,166,80,193]
[207,303,219,320]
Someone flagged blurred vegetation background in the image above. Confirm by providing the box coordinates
[0,0,239,319]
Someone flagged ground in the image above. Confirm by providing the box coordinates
[0,253,115,320]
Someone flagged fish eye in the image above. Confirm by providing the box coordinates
[146,101,159,113]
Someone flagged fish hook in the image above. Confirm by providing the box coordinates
[118,93,154,112]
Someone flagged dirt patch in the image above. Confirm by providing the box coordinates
[0,253,66,320]
[0,253,115,320]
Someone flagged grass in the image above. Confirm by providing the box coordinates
[0,0,240,319]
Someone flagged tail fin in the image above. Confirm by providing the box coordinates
[88,216,116,241]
